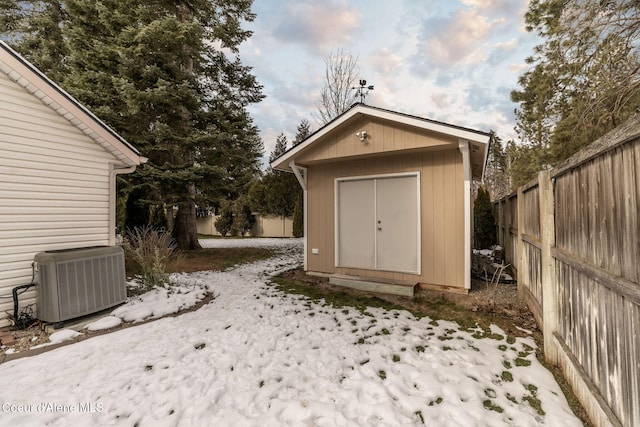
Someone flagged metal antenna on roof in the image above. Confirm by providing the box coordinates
[352,79,374,103]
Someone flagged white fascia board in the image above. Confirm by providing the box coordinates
[479,135,492,182]
[366,108,491,145]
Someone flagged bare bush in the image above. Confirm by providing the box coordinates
[123,225,183,291]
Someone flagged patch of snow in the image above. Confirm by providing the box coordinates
[490,323,506,336]
[0,238,581,426]
[516,325,533,335]
[199,237,302,250]
[31,329,82,349]
[111,279,208,323]
[85,316,122,331]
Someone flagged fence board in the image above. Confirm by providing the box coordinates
[556,261,639,427]
[620,144,638,283]
[522,186,540,238]
[523,241,542,307]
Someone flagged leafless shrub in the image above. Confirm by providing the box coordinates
[123,225,184,291]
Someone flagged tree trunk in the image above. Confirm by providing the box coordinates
[173,184,202,250]
[170,1,201,252]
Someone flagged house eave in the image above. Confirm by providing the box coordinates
[0,40,143,168]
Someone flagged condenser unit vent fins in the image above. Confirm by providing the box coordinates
[35,246,126,323]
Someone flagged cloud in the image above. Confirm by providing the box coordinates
[367,47,403,96]
[430,92,457,110]
[272,1,360,52]
[509,62,530,74]
[461,0,524,17]
[407,0,532,78]
[486,38,519,65]
[418,9,501,67]
[495,38,518,52]
[460,0,493,7]
[369,48,402,76]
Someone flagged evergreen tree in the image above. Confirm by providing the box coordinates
[482,132,510,199]
[294,119,312,145]
[214,200,234,237]
[0,0,68,82]
[2,0,264,250]
[125,187,152,230]
[512,0,640,166]
[269,133,289,164]
[292,194,303,237]
[473,187,496,250]
[249,133,298,219]
[232,195,255,236]
[0,0,23,36]
[247,176,267,214]
[291,119,310,236]
[504,140,548,189]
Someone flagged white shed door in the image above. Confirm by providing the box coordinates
[376,175,419,272]
[337,174,420,273]
[337,179,376,269]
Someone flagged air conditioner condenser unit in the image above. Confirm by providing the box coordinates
[35,246,127,323]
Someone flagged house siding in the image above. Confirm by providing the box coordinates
[0,71,117,327]
[306,149,465,289]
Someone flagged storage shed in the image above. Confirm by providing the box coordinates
[272,104,491,295]
[0,41,145,327]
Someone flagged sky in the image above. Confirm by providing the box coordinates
[0,238,582,426]
[236,0,540,165]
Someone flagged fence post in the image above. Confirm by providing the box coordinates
[539,170,558,364]
[516,187,525,301]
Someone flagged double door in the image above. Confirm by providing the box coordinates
[336,173,420,274]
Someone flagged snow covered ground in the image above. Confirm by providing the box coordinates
[0,238,581,426]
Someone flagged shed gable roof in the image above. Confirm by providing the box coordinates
[272,103,491,181]
[0,41,144,167]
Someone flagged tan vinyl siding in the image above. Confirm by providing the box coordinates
[306,149,465,289]
[0,71,117,327]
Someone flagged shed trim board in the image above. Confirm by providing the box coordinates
[334,172,421,275]
[458,139,472,289]
[289,161,309,270]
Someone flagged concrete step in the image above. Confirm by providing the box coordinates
[329,275,417,297]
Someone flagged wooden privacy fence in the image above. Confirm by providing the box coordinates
[495,115,640,427]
